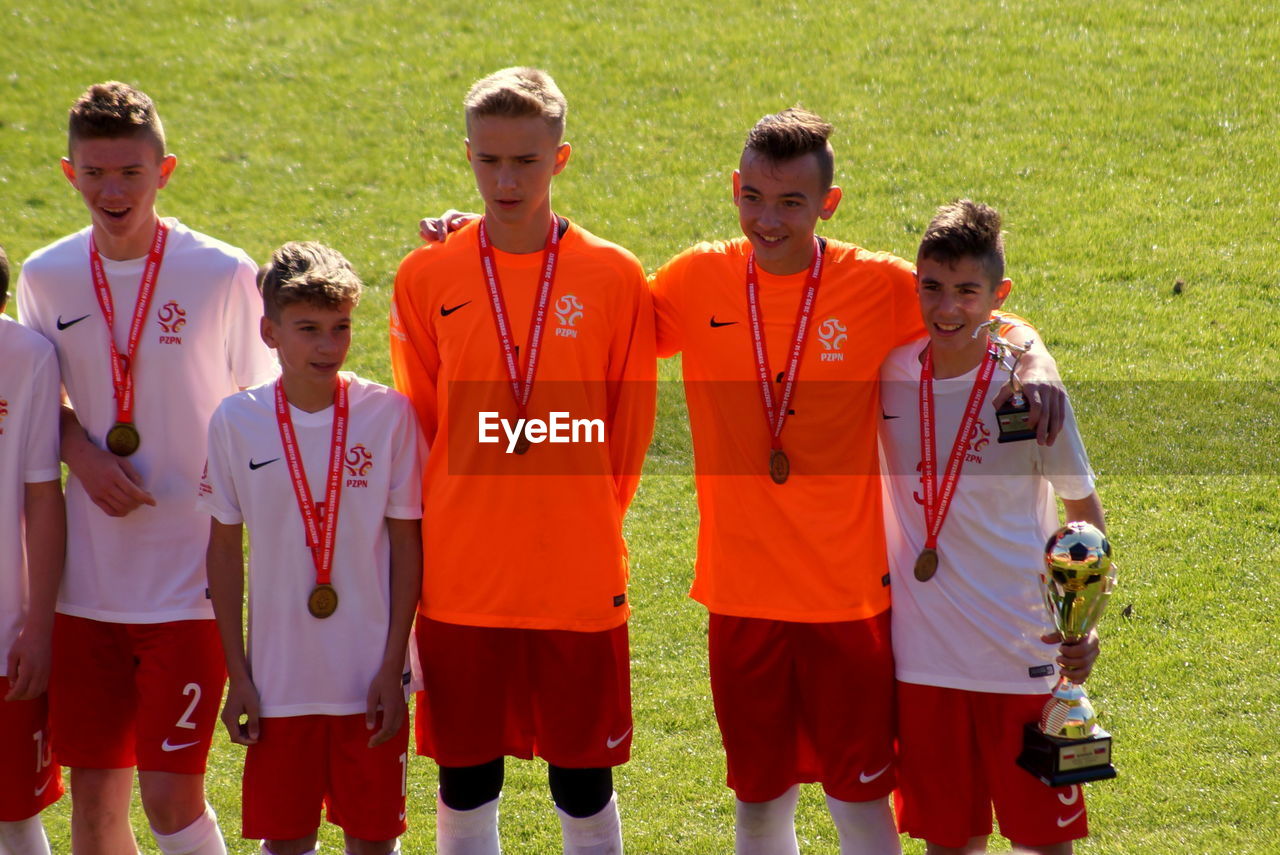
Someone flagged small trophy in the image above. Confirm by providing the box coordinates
[1017,521,1119,786]
[974,318,1036,443]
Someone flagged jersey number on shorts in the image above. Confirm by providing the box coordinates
[175,683,202,730]
[398,752,409,822]
[32,728,53,775]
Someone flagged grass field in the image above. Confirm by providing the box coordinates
[4,0,1279,852]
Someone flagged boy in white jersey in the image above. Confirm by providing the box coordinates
[202,242,423,855]
[877,200,1104,854]
[0,246,66,855]
[15,82,277,855]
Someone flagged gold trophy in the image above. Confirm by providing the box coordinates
[1017,521,1119,786]
[975,317,1036,443]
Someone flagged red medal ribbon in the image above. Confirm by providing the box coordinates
[918,345,998,551]
[88,220,169,426]
[478,217,561,422]
[744,239,824,452]
[275,377,349,587]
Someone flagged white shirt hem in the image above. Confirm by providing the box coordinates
[896,670,1057,696]
[261,702,370,718]
[55,603,215,624]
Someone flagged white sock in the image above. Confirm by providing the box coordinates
[825,794,901,855]
[555,792,623,855]
[0,816,52,855]
[735,785,799,855]
[152,802,227,855]
[437,793,501,855]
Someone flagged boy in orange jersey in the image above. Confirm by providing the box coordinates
[647,110,1067,855]
[0,245,66,855]
[390,67,655,855]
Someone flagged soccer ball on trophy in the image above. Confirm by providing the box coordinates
[1017,521,1119,786]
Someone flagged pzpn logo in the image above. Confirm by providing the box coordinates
[157,301,187,345]
[345,445,373,487]
[554,294,583,338]
[817,317,846,361]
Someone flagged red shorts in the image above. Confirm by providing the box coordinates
[243,714,410,842]
[0,694,63,821]
[895,682,1089,848]
[708,612,895,803]
[49,615,225,773]
[415,618,632,768]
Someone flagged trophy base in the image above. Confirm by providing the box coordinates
[1017,722,1117,787]
[996,400,1036,443]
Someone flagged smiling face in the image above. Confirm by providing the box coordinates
[61,135,176,260]
[261,300,354,407]
[733,149,841,276]
[466,114,570,250]
[916,254,1012,373]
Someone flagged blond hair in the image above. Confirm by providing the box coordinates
[464,67,567,138]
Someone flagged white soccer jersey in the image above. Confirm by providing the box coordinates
[878,341,1096,695]
[16,219,277,623]
[198,374,423,717]
[0,315,62,669]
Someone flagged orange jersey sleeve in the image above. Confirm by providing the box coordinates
[389,220,656,631]
[657,237,921,622]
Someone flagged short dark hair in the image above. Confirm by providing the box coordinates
[67,82,166,160]
[0,245,9,306]
[744,107,835,190]
[259,242,362,321]
[917,199,1006,286]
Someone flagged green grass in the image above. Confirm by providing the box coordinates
[4,0,1279,851]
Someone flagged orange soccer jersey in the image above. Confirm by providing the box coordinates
[651,237,925,623]
[391,219,656,631]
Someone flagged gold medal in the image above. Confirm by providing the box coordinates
[914,548,939,582]
[513,432,532,455]
[308,583,339,618]
[769,448,790,485]
[106,422,141,457]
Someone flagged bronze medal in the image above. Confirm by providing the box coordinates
[106,422,141,457]
[513,432,532,455]
[914,548,939,582]
[307,583,339,619]
[769,448,790,485]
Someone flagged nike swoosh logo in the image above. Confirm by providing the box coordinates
[881,412,900,420]
[56,314,91,330]
[34,777,53,796]
[440,301,472,317]
[1057,807,1085,827]
[249,457,280,470]
[606,727,632,749]
[709,317,738,328]
[161,738,200,752]
[859,761,892,783]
